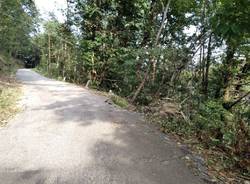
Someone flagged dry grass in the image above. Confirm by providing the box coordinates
[0,54,22,126]
[0,76,21,126]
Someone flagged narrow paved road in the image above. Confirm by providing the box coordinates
[0,69,205,184]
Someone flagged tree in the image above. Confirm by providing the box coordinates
[211,0,250,103]
[0,0,38,57]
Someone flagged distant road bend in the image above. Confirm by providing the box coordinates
[0,69,205,184]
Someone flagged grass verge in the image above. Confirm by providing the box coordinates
[0,83,21,126]
[0,54,22,126]
[110,95,129,108]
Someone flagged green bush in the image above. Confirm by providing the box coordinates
[194,100,235,146]
[192,100,250,173]
[110,95,129,108]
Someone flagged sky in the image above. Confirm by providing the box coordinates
[34,0,67,23]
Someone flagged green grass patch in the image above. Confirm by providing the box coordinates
[33,67,49,77]
[33,66,63,81]
[110,95,129,108]
[0,85,21,126]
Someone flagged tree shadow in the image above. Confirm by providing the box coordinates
[76,119,205,184]
[29,92,205,183]
[31,84,143,126]
[0,168,48,184]
[7,69,206,183]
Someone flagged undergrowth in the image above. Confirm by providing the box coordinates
[0,86,21,126]
[0,54,21,126]
[156,99,250,182]
[110,95,129,108]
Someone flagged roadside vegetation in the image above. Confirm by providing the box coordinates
[110,95,129,108]
[33,1,249,182]
[0,0,249,182]
[0,0,36,126]
[0,55,22,126]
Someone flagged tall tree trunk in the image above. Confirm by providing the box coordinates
[152,0,171,82]
[47,33,51,75]
[63,43,67,79]
[132,0,171,102]
[201,43,205,86]
[56,42,61,76]
[131,65,151,102]
[154,0,171,46]
[199,44,203,79]
[223,45,235,103]
[202,33,212,97]
[200,0,206,91]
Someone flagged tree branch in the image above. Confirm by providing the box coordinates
[155,0,171,46]
[223,91,250,110]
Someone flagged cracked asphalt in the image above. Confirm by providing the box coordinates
[0,69,205,184]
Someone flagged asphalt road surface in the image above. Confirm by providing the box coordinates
[0,69,205,184]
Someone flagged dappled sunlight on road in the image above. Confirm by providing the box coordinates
[0,69,205,184]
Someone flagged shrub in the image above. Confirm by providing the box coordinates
[193,100,249,173]
[110,95,129,108]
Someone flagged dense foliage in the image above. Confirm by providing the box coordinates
[35,0,249,178]
[0,0,36,126]
[0,0,38,60]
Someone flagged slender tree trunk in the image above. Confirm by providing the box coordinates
[131,65,151,102]
[200,0,206,90]
[47,33,51,75]
[155,0,171,46]
[57,48,60,76]
[152,0,171,82]
[223,45,235,102]
[201,42,205,86]
[62,43,67,79]
[86,52,95,87]
[132,0,171,102]
[203,33,212,97]
[224,91,250,110]
[199,45,203,79]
